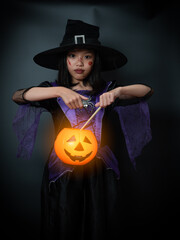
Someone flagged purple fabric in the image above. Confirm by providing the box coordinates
[114,101,152,168]
[48,148,74,183]
[12,104,47,160]
[97,146,120,178]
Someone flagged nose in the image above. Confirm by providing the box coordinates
[74,142,84,151]
[76,56,84,66]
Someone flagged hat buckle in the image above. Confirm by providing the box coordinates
[74,35,85,44]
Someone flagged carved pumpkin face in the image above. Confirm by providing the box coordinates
[54,128,98,165]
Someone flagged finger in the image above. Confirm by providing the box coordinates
[72,95,84,108]
[102,93,113,107]
[99,95,103,107]
[108,93,114,105]
[68,98,77,109]
[74,97,82,109]
[69,102,76,109]
[66,103,73,109]
[105,94,110,106]
[74,98,82,109]
[99,94,105,108]
[102,94,107,107]
[110,92,115,103]
[79,95,89,100]
[77,97,83,108]
[95,102,100,107]
[105,93,114,106]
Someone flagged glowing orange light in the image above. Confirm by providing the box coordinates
[54,128,98,165]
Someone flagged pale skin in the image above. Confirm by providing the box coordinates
[12,49,152,109]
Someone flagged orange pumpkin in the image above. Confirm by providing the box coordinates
[54,128,98,165]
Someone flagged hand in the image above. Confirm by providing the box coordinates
[58,87,89,109]
[95,87,121,108]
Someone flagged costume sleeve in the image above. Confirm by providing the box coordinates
[12,81,58,160]
[15,81,58,112]
[13,104,47,160]
[112,101,152,167]
[108,82,153,167]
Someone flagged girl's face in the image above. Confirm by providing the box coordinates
[66,49,95,83]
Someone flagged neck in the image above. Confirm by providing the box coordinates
[71,81,93,91]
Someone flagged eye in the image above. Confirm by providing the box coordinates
[83,136,91,144]
[68,53,76,58]
[84,55,92,59]
[67,135,76,142]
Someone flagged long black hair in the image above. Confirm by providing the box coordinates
[56,48,106,95]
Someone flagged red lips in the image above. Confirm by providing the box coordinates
[74,69,84,74]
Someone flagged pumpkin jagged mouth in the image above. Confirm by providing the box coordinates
[64,149,92,162]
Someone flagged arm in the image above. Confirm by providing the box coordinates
[12,86,88,109]
[117,84,152,99]
[95,84,153,108]
[12,87,62,103]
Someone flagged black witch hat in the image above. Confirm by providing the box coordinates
[33,19,127,71]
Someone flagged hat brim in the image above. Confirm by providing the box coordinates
[33,44,127,71]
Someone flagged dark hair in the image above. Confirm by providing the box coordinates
[56,49,106,95]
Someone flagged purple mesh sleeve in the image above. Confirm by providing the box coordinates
[12,104,47,160]
[114,101,152,168]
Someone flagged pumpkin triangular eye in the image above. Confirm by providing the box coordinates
[67,135,76,142]
[83,136,91,144]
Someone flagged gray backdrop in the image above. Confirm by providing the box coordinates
[1,0,179,239]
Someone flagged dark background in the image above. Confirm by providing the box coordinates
[1,0,180,239]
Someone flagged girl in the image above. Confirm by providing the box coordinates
[12,19,153,240]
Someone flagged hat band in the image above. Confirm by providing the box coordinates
[60,35,101,47]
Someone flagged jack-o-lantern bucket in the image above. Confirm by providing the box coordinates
[54,128,98,165]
